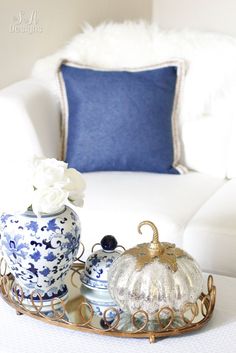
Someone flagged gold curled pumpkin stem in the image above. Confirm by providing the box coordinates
[138,221,160,246]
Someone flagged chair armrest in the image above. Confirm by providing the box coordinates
[0,79,61,167]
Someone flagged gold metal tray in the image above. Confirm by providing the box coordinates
[0,256,216,344]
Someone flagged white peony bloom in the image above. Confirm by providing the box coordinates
[32,187,69,216]
[64,168,86,207]
[0,157,86,216]
[32,157,69,189]
[29,155,44,168]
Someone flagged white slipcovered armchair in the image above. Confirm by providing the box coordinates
[1,22,236,277]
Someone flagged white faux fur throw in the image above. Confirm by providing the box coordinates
[32,21,236,125]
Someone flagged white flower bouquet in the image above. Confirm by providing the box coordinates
[0,157,86,216]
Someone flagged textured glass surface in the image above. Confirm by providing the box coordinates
[108,253,203,316]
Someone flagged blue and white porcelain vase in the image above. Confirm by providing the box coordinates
[0,206,80,306]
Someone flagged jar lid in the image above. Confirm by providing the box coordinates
[124,221,185,272]
[80,235,124,290]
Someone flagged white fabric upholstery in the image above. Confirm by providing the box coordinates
[0,79,61,169]
[226,90,236,178]
[182,116,230,178]
[183,179,236,277]
[1,273,236,353]
[79,172,224,259]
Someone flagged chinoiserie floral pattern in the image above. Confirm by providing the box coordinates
[80,250,121,290]
[86,253,115,279]
[90,302,122,321]
[0,206,81,301]
[80,284,122,321]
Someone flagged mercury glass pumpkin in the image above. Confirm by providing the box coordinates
[108,221,203,317]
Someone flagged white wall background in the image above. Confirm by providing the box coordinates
[152,0,236,36]
[1,0,236,89]
[0,0,152,89]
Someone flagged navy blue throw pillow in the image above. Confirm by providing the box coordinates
[58,61,185,174]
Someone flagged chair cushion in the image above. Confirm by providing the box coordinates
[79,171,224,259]
[181,116,229,178]
[58,60,186,174]
[183,179,236,277]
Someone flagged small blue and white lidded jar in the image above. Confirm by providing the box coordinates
[80,235,124,322]
[80,235,124,291]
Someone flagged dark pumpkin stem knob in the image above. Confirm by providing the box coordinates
[101,235,118,251]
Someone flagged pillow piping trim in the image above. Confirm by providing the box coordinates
[57,59,187,173]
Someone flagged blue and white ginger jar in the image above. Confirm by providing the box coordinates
[0,206,81,305]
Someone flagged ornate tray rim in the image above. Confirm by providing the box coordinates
[0,259,216,344]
